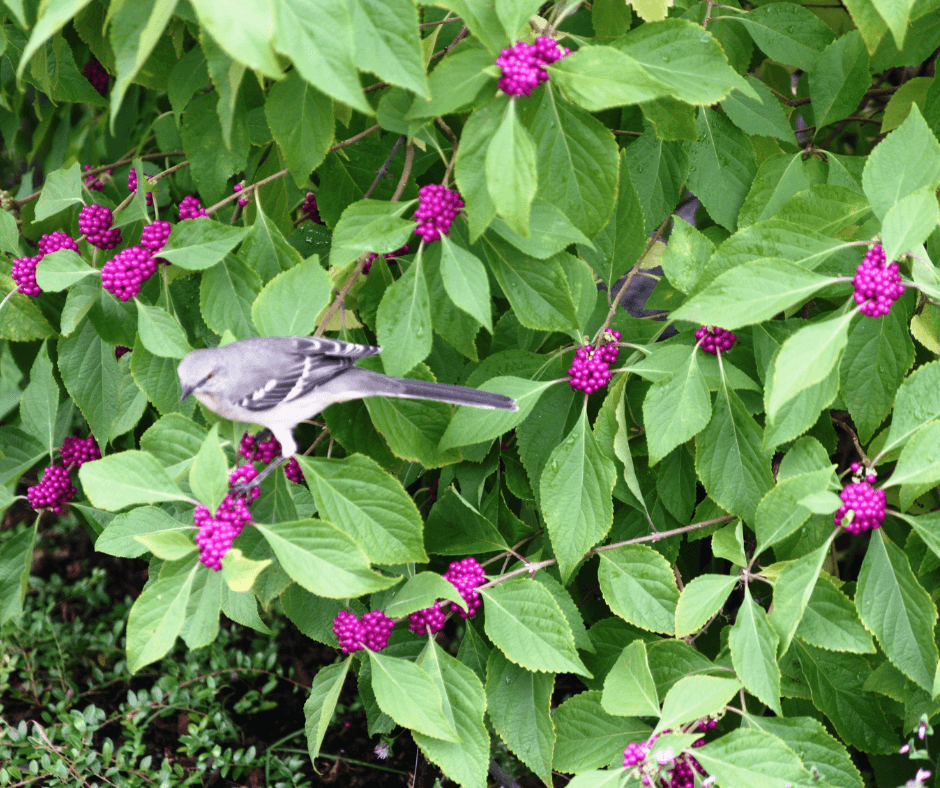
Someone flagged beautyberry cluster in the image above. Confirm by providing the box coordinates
[414,184,463,243]
[193,464,261,571]
[568,329,621,394]
[239,432,305,483]
[302,191,322,224]
[408,557,487,634]
[853,244,905,317]
[495,37,570,97]
[83,59,109,96]
[363,244,410,275]
[179,195,208,220]
[127,168,154,206]
[60,435,100,470]
[834,463,886,535]
[408,601,447,635]
[83,165,112,191]
[78,204,122,250]
[233,183,248,206]
[100,246,157,301]
[11,232,80,297]
[622,723,712,788]
[27,466,76,513]
[332,609,395,653]
[695,325,736,354]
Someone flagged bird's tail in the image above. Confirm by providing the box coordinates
[352,369,517,411]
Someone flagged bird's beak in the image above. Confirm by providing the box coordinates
[180,384,195,402]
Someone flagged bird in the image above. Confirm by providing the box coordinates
[177,336,517,480]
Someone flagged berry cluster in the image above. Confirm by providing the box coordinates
[284,458,304,484]
[239,432,305,483]
[695,325,736,355]
[495,37,570,97]
[407,557,487,634]
[179,195,208,220]
[115,345,131,360]
[414,184,463,243]
[408,601,447,635]
[302,192,322,224]
[78,204,122,250]
[83,59,109,96]
[193,464,262,571]
[568,329,621,394]
[127,168,154,206]
[834,463,886,535]
[233,183,248,207]
[363,244,410,275]
[100,246,157,301]
[622,721,714,788]
[853,244,905,317]
[60,435,100,470]
[141,221,172,267]
[332,609,395,653]
[83,165,112,192]
[27,465,76,513]
[11,232,81,297]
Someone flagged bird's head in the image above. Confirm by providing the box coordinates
[178,348,228,401]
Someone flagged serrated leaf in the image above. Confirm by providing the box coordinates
[768,539,832,657]
[552,691,649,773]
[796,575,874,653]
[135,530,197,561]
[34,163,82,220]
[881,188,940,262]
[95,506,192,558]
[694,728,817,788]
[79,451,190,510]
[439,235,492,332]
[385,572,465,618]
[738,3,836,70]
[729,587,782,715]
[159,219,250,270]
[136,301,193,359]
[251,256,333,337]
[755,468,834,553]
[656,675,741,733]
[376,254,432,378]
[305,659,351,760]
[808,31,871,132]
[597,544,679,633]
[601,640,660,717]
[35,250,96,291]
[20,342,58,455]
[330,199,415,270]
[265,71,334,188]
[674,574,737,638]
[486,99,537,236]
[189,424,228,513]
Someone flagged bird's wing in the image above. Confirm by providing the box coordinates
[235,337,381,412]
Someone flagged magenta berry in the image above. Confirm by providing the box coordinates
[239,432,282,464]
[27,465,76,513]
[332,609,395,653]
[83,59,109,95]
[363,244,410,275]
[853,244,905,317]
[834,480,886,534]
[333,610,364,653]
[495,37,570,97]
[623,741,651,768]
[228,463,261,503]
[38,231,79,256]
[60,435,100,470]
[409,601,447,635]
[568,346,612,394]
[302,192,322,224]
[11,255,43,297]
[115,345,131,360]
[444,557,485,618]
[100,245,157,301]
[140,221,172,254]
[361,610,395,651]
[233,183,248,207]
[194,493,252,571]
[83,165,111,191]
[284,458,304,484]
[695,325,736,355]
[127,168,154,206]
[414,184,464,243]
[179,195,208,220]
[79,204,122,250]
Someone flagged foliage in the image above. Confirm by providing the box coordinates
[1,0,940,786]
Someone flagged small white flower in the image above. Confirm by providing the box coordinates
[374,742,389,760]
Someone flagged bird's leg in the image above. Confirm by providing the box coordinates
[231,454,290,496]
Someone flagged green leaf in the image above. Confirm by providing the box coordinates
[368,650,459,741]
[251,256,333,337]
[659,217,714,294]
[540,409,616,581]
[656,675,741,733]
[871,0,915,48]
[296,454,427,565]
[253,519,398,598]
[454,99,500,240]
[627,122,690,233]
[438,235,492,331]
[136,302,192,359]
[485,649,555,787]
[486,99,537,236]
[201,255,262,340]
[755,468,834,553]
[95,506,192,558]
[0,525,36,624]
[479,235,578,332]
[413,641,489,787]
[305,659,351,760]
[839,300,915,443]
[34,163,82,220]
[408,42,495,121]
[738,154,813,228]
[738,3,836,70]
[882,360,940,455]
[674,574,737,638]
[765,311,855,422]
[240,201,304,282]
[881,187,940,262]
[18,0,95,80]
[352,0,428,98]
[482,578,591,676]
[597,544,679,633]
[376,254,432,377]
[181,91,249,204]
[189,0,281,78]
[729,586,782,715]
[601,640,660,717]
[424,486,510,555]
[768,539,832,657]
[159,219,250,270]
[684,107,757,232]
[856,530,939,690]
[863,105,940,221]
[330,199,415,270]
[697,381,773,524]
[202,33,245,150]
[168,46,208,121]
[220,548,271,592]
[385,572,465,618]
[189,424,228,513]
[797,574,874,654]
[672,259,836,330]
[126,556,198,672]
[552,691,648,773]
[641,348,711,465]
[35,250,96,291]
[271,0,369,111]
[265,71,334,188]
[437,0,509,55]
[694,729,817,788]
[720,75,796,144]
[141,414,208,467]
[495,0,543,39]
[20,342,58,455]
[135,530,197,561]
[808,31,871,132]
[526,86,620,238]
[79,451,190,510]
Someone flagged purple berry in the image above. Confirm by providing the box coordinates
[363,244,410,275]
[495,37,570,97]
[443,557,485,618]
[27,465,76,513]
[115,345,131,359]
[361,610,395,651]
[233,183,248,207]
[100,245,157,301]
[332,609,395,653]
[834,480,886,534]
[60,435,100,470]
[83,165,111,192]
[127,168,154,206]
[853,244,905,317]
[284,457,304,484]
[83,59,109,96]
[239,432,282,464]
[302,192,322,224]
[11,255,43,297]
[228,463,261,503]
[623,741,650,768]
[194,492,253,571]
[695,325,736,355]
[140,221,172,254]
[179,195,208,220]
[79,204,122,250]
[414,184,463,243]
[38,232,79,256]
[409,600,447,635]
[333,610,364,653]
[567,346,612,394]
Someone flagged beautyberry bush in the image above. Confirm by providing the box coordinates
[2,1,940,787]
